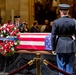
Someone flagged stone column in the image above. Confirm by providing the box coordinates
[29,0,34,27]
[5,0,19,22]
[19,0,29,25]
[0,0,5,23]
[19,0,34,28]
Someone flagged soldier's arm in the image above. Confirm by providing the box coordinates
[51,21,57,51]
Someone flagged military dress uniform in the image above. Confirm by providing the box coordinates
[14,16,24,32]
[51,4,76,75]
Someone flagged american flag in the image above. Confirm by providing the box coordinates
[16,33,52,51]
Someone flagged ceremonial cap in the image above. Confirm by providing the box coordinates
[14,15,20,18]
[59,4,70,10]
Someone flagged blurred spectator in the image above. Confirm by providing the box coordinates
[22,21,29,32]
[40,19,49,32]
[43,20,53,32]
[30,21,40,32]
[14,16,24,32]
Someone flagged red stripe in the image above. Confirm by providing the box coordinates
[16,45,44,50]
[19,38,44,41]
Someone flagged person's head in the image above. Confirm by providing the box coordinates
[23,21,28,28]
[33,20,38,27]
[14,16,20,23]
[58,4,70,17]
[50,21,53,26]
[44,19,49,25]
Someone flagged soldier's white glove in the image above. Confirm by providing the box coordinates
[72,35,75,40]
[52,51,56,55]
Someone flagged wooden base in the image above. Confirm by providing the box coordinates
[17,50,52,54]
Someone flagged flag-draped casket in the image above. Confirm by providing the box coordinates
[16,33,52,51]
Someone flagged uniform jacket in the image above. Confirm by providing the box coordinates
[14,22,24,32]
[51,16,76,53]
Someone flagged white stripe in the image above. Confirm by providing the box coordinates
[20,41,44,46]
[20,33,49,35]
[20,35,47,38]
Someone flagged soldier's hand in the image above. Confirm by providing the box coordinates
[72,35,75,40]
[52,51,56,55]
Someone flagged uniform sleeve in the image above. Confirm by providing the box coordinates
[73,19,76,37]
[75,20,76,37]
[51,21,57,51]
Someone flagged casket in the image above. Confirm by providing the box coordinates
[0,33,52,54]
[16,33,52,54]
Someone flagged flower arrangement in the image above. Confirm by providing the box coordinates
[0,23,20,56]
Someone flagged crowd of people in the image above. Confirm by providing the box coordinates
[11,15,53,33]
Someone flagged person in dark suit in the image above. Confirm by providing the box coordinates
[14,16,24,32]
[51,4,76,75]
[30,21,40,32]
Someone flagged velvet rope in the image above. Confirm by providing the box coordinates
[43,60,73,75]
[7,60,34,75]
[7,64,29,75]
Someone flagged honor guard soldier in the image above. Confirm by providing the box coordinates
[51,4,76,75]
[14,15,24,32]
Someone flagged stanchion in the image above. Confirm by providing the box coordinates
[36,53,41,75]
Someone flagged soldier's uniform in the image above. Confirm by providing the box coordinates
[14,16,24,32]
[51,4,76,75]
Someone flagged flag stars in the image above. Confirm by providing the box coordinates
[46,45,48,48]
[48,37,51,40]
[48,43,50,45]
[46,40,48,42]
[45,33,52,50]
